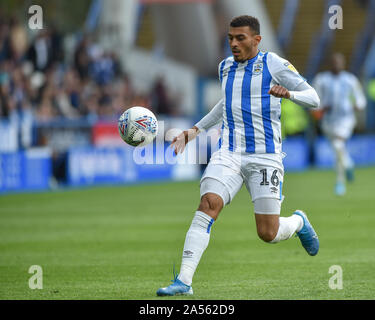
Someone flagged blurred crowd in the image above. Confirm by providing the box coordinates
[0,16,177,125]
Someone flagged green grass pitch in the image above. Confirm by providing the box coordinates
[1,167,375,300]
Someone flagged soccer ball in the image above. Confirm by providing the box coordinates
[118,106,158,147]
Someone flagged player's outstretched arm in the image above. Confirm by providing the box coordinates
[170,99,223,155]
[195,98,224,131]
[170,126,200,155]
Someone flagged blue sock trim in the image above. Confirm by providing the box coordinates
[206,218,214,234]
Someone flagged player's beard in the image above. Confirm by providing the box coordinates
[233,48,253,63]
[233,54,242,62]
[233,42,255,63]
[232,48,241,61]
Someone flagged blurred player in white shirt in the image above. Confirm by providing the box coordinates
[313,53,366,196]
[157,15,320,296]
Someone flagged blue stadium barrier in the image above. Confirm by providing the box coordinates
[0,149,52,193]
[2,136,374,193]
[314,135,375,168]
[67,143,199,187]
[282,137,310,171]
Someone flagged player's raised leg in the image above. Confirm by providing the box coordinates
[254,199,319,256]
[254,199,301,242]
[248,162,319,255]
[253,198,301,244]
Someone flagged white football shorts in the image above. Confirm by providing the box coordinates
[200,149,285,212]
[322,118,355,140]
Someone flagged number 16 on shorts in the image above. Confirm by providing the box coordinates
[259,168,283,201]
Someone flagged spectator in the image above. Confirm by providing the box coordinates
[0,19,177,124]
[150,76,174,115]
[0,70,15,118]
[9,18,28,64]
[74,35,91,80]
[27,29,54,72]
[0,18,11,62]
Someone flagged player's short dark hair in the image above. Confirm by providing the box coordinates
[230,15,260,35]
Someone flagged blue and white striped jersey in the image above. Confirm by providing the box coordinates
[218,51,306,154]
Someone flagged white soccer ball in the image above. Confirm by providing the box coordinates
[118,106,158,147]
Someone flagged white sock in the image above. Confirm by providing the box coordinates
[177,211,214,286]
[341,144,354,169]
[270,215,303,243]
[332,139,347,184]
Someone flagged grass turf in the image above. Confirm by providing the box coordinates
[0,167,375,300]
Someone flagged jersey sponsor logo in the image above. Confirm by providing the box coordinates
[252,62,263,76]
[284,61,298,73]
